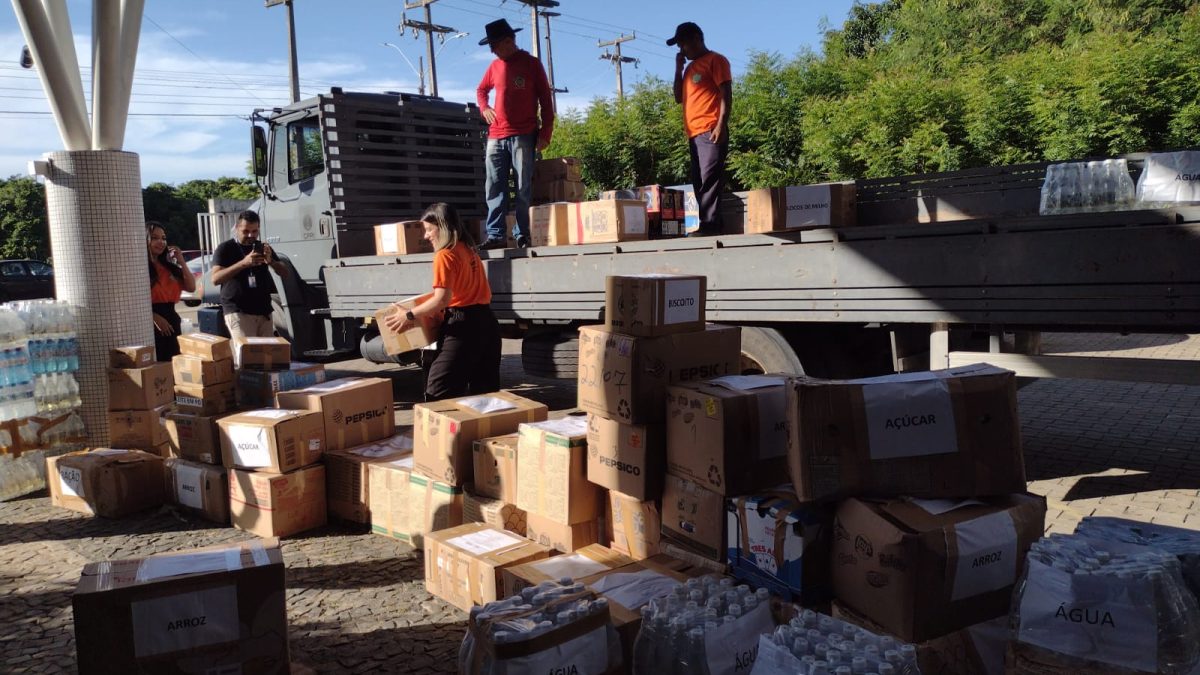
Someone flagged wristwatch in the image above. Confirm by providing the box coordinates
[405,310,416,322]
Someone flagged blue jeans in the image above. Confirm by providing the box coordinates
[484,132,536,242]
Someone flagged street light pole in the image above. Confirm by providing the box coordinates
[265,0,300,103]
[382,42,425,95]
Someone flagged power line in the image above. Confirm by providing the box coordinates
[0,110,247,118]
[143,14,270,106]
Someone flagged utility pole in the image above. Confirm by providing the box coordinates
[402,0,457,98]
[540,10,569,109]
[265,0,300,103]
[598,34,638,101]
[514,0,558,60]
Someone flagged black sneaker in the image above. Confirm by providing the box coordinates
[516,236,531,249]
[478,238,507,251]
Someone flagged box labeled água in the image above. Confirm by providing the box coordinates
[71,539,288,674]
[832,493,1046,642]
[413,391,548,486]
[217,408,325,473]
[787,364,1025,501]
[585,414,665,501]
[667,374,790,496]
[275,377,395,452]
[577,324,741,425]
[47,449,165,518]
[604,274,706,337]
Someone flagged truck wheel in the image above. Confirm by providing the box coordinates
[740,326,805,376]
[522,333,579,379]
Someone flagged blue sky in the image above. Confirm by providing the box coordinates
[0,0,857,184]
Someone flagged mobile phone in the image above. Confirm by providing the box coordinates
[252,241,264,254]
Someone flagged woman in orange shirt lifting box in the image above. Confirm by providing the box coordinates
[384,203,502,400]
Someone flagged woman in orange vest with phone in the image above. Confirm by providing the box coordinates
[384,203,501,400]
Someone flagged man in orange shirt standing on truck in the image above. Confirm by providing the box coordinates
[670,22,732,237]
[476,18,555,250]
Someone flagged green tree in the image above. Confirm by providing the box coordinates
[0,176,49,261]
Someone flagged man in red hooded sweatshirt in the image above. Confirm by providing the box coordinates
[476,19,555,250]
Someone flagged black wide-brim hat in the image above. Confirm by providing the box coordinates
[480,19,522,45]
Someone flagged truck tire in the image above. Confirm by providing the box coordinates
[740,326,805,376]
[522,333,579,379]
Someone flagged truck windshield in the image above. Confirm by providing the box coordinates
[287,118,324,183]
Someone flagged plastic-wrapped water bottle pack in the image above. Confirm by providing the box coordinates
[1039,159,1137,215]
[1075,516,1200,600]
[1010,533,1200,674]
[458,578,622,675]
[752,608,921,675]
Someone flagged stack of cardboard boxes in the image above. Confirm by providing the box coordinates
[106,345,172,456]
[600,185,686,239]
[172,334,237,417]
[532,157,585,205]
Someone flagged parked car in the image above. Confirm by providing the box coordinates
[0,260,54,301]
[181,254,210,307]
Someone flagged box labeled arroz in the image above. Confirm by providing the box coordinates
[515,416,599,525]
[47,449,165,518]
[413,391,547,486]
[217,409,325,473]
[577,324,741,425]
[472,433,519,503]
[726,489,833,604]
[787,364,1026,501]
[71,539,288,674]
[424,523,551,612]
[275,377,395,452]
[229,464,327,538]
[832,493,1046,642]
[324,433,413,524]
[585,414,665,501]
[177,332,233,361]
[164,458,229,524]
[604,274,706,337]
[667,374,790,496]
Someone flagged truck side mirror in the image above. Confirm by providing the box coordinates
[251,125,268,178]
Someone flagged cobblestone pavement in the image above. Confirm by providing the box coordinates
[2,336,1198,673]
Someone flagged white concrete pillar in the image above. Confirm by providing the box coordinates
[43,150,153,445]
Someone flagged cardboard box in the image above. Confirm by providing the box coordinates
[47,449,165,518]
[229,464,327,538]
[536,156,583,182]
[424,523,552,612]
[529,202,572,246]
[726,489,833,604]
[832,493,1047,642]
[744,182,857,233]
[324,433,413,524]
[608,491,661,560]
[464,489,527,537]
[585,414,665,501]
[165,412,226,465]
[412,391,548,486]
[174,381,236,417]
[164,458,230,523]
[217,409,325,473]
[107,405,171,449]
[577,324,741,424]
[666,375,790,496]
[649,214,685,240]
[109,345,155,369]
[108,363,174,411]
[661,473,725,561]
[71,539,288,674]
[235,361,325,409]
[832,602,1010,675]
[177,333,233,361]
[367,455,418,544]
[275,377,395,452]
[408,473,465,549]
[567,199,649,244]
[525,512,600,553]
[604,274,706,337]
[233,337,291,371]
[515,416,599,525]
[501,544,634,598]
[171,354,234,386]
[787,364,1026,501]
[472,433,519,502]
[374,220,433,255]
[533,178,586,205]
[374,293,439,356]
